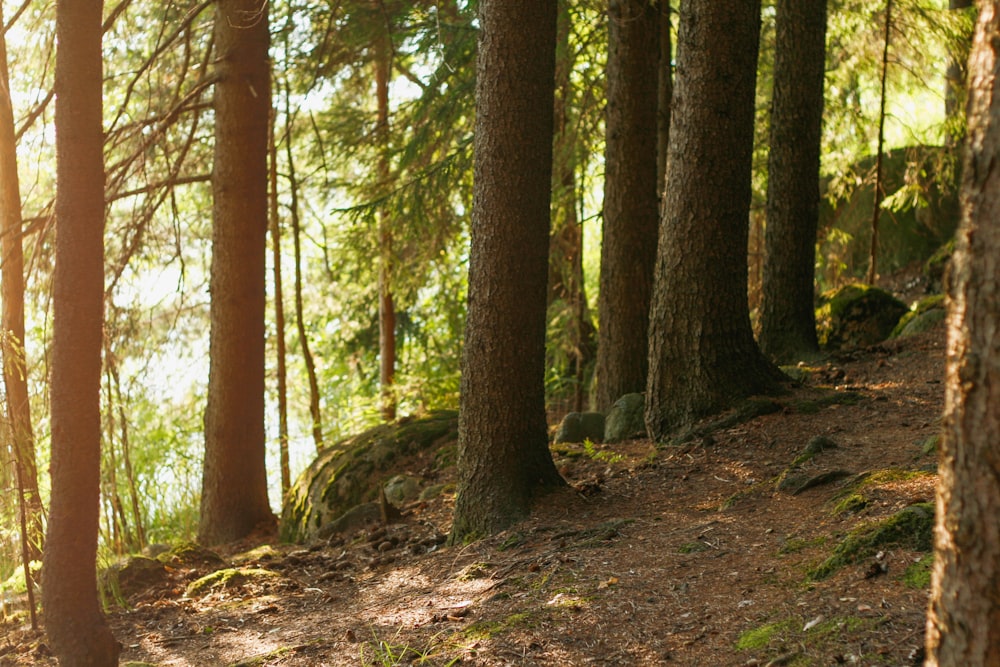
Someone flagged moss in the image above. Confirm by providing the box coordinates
[464,612,535,641]
[831,493,869,517]
[902,554,934,589]
[777,535,826,556]
[891,294,947,337]
[735,618,798,650]
[185,568,280,598]
[816,284,907,349]
[678,541,710,554]
[809,503,934,580]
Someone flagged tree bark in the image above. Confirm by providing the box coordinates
[199,0,275,545]
[595,0,661,412]
[42,0,121,662]
[757,0,827,363]
[449,0,565,543]
[926,4,1000,663]
[645,0,784,439]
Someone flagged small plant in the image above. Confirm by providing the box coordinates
[582,439,623,464]
[359,628,459,666]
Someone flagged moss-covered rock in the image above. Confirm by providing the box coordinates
[280,410,458,543]
[890,294,946,338]
[184,568,281,598]
[816,284,908,350]
[604,394,646,444]
[554,411,606,444]
[100,556,168,605]
[809,502,934,580]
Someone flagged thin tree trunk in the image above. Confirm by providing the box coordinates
[0,0,41,564]
[867,0,892,286]
[657,0,672,200]
[108,359,145,549]
[284,87,324,452]
[269,102,290,496]
[374,4,397,423]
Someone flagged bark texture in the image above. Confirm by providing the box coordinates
[926,5,1000,663]
[595,0,661,412]
[199,0,274,545]
[449,0,565,543]
[645,0,784,439]
[42,0,121,662]
[757,0,827,363]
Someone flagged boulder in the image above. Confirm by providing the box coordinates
[604,393,646,444]
[554,411,606,444]
[280,410,458,543]
[816,284,907,350]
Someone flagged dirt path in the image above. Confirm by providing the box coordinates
[1,326,944,666]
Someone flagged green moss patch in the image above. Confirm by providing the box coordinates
[902,553,934,589]
[809,503,934,580]
[736,618,799,651]
[184,568,281,598]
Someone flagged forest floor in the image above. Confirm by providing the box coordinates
[1,322,945,666]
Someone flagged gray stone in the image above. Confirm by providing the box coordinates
[383,474,422,505]
[604,393,646,444]
[554,411,606,444]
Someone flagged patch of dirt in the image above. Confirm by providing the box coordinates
[1,326,945,666]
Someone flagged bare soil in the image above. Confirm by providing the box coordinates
[1,325,945,666]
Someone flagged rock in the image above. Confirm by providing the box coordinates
[554,411,606,444]
[816,284,908,350]
[280,410,457,543]
[604,393,646,444]
[891,294,947,338]
[317,502,381,539]
[383,474,422,505]
[100,556,168,603]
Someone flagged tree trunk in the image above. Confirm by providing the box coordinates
[284,90,324,453]
[374,17,397,423]
[757,0,827,363]
[199,0,275,545]
[42,0,121,662]
[269,103,291,497]
[449,0,565,543]
[945,0,973,146]
[549,2,595,413]
[926,5,1000,662]
[0,0,41,563]
[657,0,672,198]
[594,0,661,412]
[645,0,784,439]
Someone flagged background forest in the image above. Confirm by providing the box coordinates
[0,0,973,628]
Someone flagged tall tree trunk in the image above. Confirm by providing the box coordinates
[374,12,397,423]
[42,0,121,661]
[269,103,291,496]
[926,5,1000,662]
[449,0,565,544]
[867,0,892,286]
[945,0,973,147]
[284,90,324,453]
[0,0,41,564]
[549,2,594,413]
[757,0,827,363]
[657,0,672,198]
[199,0,275,545]
[645,0,784,439]
[595,0,661,412]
